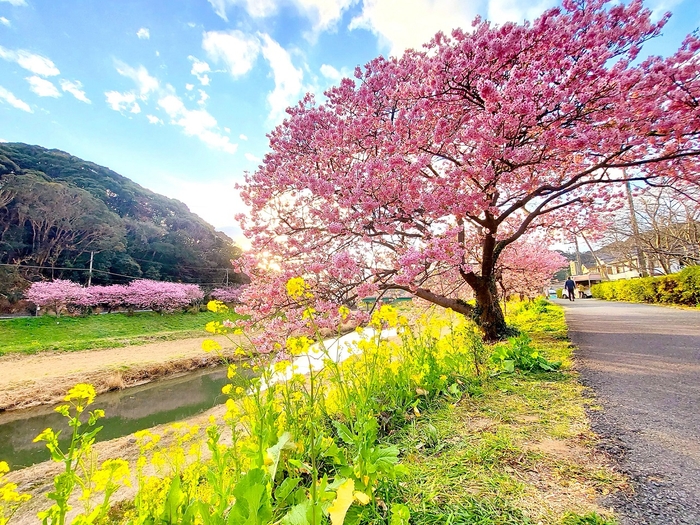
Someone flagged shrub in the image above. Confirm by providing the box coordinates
[591,267,700,306]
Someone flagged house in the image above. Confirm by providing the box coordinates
[567,252,641,296]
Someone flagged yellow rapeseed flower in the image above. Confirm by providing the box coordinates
[286,336,313,356]
[202,339,222,353]
[207,300,228,313]
[65,383,96,406]
[285,277,307,298]
[338,305,350,320]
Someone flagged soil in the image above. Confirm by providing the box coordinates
[0,335,237,412]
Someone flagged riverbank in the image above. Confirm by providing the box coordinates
[1,301,626,525]
[0,335,237,411]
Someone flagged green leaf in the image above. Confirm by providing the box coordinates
[274,477,301,504]
[266,431,294,480]
[280,500,312,525]
[159,475,184,524]
[389,504,410,525]
[227,468,272,525]
[333,421,356,446]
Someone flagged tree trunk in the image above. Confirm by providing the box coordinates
[472,275,509,342]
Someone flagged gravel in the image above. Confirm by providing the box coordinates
[563,299,700,525]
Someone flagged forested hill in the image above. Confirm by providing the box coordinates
[0,142,244,290]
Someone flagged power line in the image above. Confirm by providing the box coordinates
[0,263,239,286]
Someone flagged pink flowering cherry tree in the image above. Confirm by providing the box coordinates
[210,286,243,304]
[25,280,88,316]
[239,0,700,340]
[496,240,568,300]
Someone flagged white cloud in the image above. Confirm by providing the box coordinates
[202,30,260,78]
[60,79,90,103]
[136,27,150,39]
[647,0,685,21]
[198,89,209,105]
[239,133,248,140]
[115,62,159,99]
[187,55,211,86]
[294,0,355,32]
[0,85,31,112]
[0,46,60,76]
[259,33,304,123]
[206,0,277,21]
[158,93,237,154]
[27,75,61,97]
[245,152,261,163]
[188,56,211,85]
[224,127,231,133]
[0,17,10,26]
[349,0,480,56]
[0,0,26,5]
[206,0,352,32]
[185,83,194,91]
[487,0,556,25]
[152,176,248,236]
[105,91,141,113]
[319,63,351,82]
[107,60,236,153]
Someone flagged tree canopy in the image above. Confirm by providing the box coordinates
[239,0,700,340]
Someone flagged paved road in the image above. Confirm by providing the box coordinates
[561,299,700,525]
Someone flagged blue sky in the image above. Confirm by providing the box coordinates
[0,0,698,247]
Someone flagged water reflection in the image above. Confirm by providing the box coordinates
[0,365,247,470]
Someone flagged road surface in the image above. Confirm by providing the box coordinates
[562,298,700,525]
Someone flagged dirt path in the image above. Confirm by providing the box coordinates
[562,299,700,525]
[0,335,236,411]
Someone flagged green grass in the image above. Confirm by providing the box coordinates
[386,300,623,525]
[0,311,235,355]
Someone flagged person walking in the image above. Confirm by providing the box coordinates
[564,277,576,301]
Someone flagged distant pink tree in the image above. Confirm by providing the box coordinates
[496,240,568,300]
[239,0,700,340]
[122,280,203,312]
[84,284,130,312]
[210,286,243,303]
[25,280,88,316]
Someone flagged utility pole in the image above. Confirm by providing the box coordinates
[625,176,648,277]
[87,251,94,287]
[573,236,582,276]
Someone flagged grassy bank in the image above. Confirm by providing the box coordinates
[390,301,624,524]
[0,311,233,355]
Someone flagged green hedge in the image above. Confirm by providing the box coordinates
[590,266,700,306]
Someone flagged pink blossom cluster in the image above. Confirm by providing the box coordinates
[25,279,204,314]
[497,240,569,299]
[210,286,243,303]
